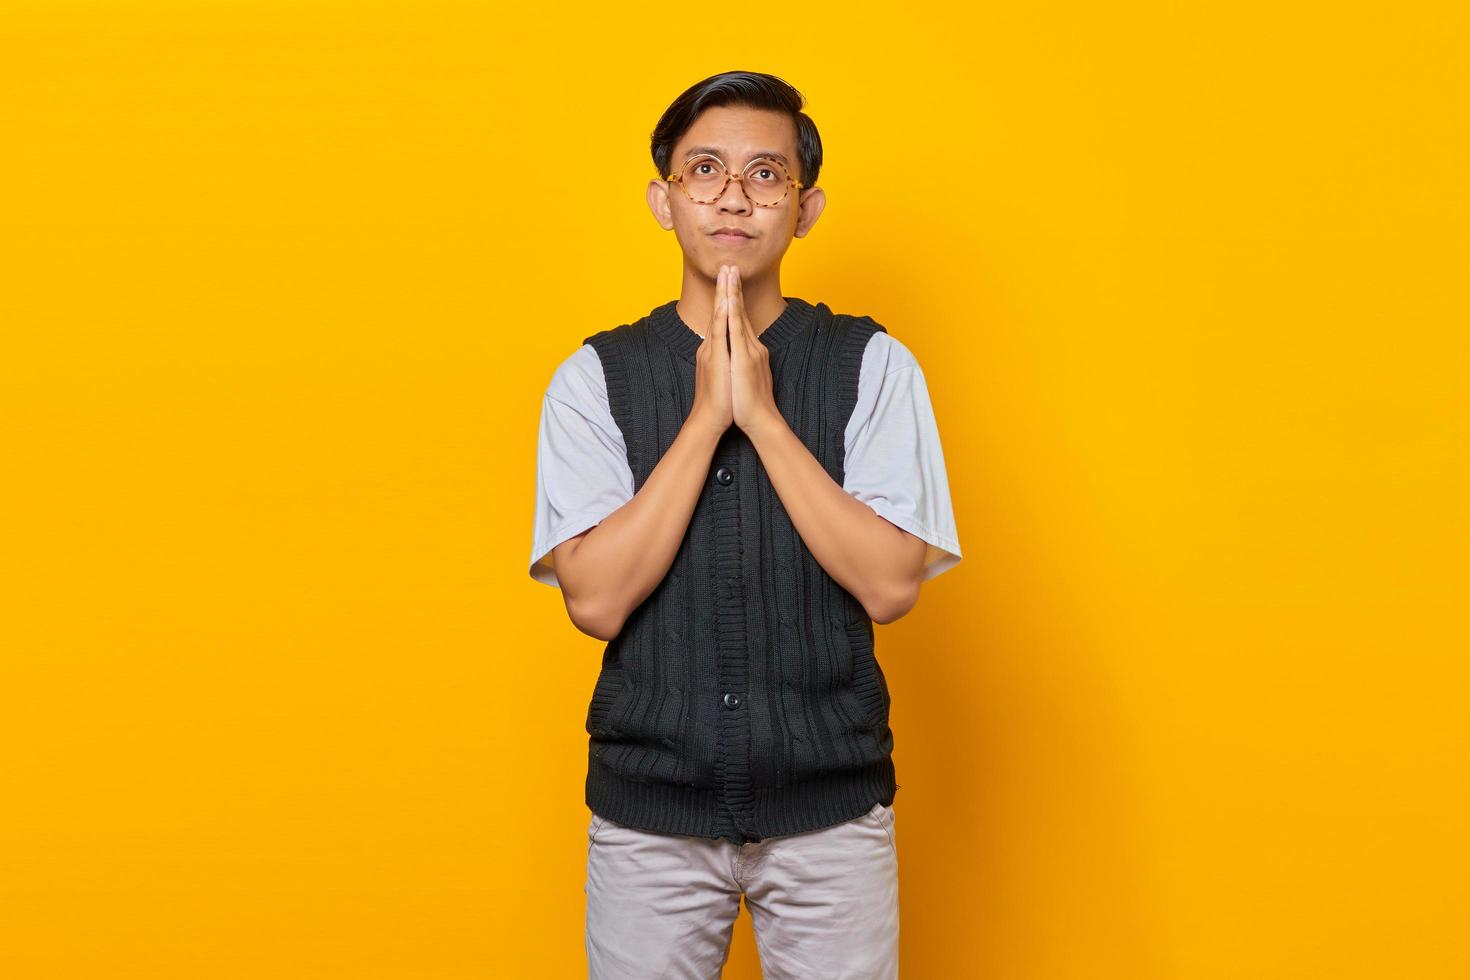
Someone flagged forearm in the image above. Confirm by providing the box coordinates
[745,415,922,624]
[559,415,725,639]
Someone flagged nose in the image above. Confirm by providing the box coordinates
[715,174,753,214]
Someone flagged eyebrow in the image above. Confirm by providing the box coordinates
[682,145,791,166]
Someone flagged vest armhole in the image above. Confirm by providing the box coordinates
[581,327,637,480]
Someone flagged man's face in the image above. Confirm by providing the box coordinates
[651,104,821,281]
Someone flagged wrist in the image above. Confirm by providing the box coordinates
[741,410,789,445]
[685,409,729,445]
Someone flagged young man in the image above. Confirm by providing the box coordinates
[528,71,961,978]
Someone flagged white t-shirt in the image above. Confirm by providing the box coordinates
[529,331,962,588]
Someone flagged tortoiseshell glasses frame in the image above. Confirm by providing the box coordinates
[664,153,804,208]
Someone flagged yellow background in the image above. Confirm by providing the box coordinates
[3,1,1466,977]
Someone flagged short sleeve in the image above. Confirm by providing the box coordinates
[528,345,635,588]
[844,333,963,581]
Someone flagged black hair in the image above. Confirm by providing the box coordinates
[651,71,822,188]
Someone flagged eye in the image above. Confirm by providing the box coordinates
[746,160,787,184]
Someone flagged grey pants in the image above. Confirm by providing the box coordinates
[585,801,900,979]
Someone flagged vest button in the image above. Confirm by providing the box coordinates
[714,466,734,485]
[723,692,742,709]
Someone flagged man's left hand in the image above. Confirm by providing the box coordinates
[725,265,785,438]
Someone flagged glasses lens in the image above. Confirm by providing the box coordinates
[680,156,728,203]
[742,158,792,206]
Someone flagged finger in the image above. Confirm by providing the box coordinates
[708,266,720,341]
[730,267,751,349]
[727,267,741,339]
[713,266,729,351]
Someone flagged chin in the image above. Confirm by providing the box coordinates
[707,255,758,277]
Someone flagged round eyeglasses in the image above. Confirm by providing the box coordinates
[666,154,803,208]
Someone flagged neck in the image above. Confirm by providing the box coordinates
[675,265,787,339]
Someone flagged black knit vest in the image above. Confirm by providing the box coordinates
[580,296,894,844]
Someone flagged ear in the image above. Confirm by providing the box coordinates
[647,178,676,231]
[793,185,826,239]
